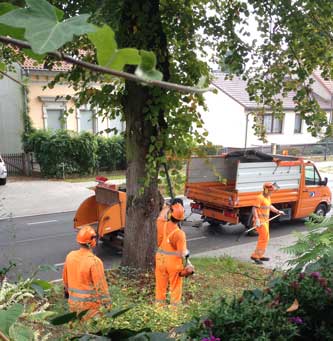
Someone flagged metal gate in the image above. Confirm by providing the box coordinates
[2,153,33,176]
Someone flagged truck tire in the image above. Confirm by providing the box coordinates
[0,178,6,185]
[314,203,327,217]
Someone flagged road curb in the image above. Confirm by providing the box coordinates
[0,209,76,221]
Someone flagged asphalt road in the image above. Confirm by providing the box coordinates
[0,206,308,281]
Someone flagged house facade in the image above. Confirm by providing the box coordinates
[203,72,333,148]
[23,60,124,135]
[0,64,24,154]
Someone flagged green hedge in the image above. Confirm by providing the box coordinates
[24,130,126,178]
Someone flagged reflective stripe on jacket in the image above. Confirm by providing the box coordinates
[254,194,271,224]
[62,248,111,314]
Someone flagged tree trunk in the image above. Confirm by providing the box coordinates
[118,0,169,270]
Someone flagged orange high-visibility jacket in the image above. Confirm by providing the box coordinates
[155,207,187,304]
[63,248,111,315]
[254,194,271,225]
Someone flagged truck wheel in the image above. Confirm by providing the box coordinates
[0,178,6,185]
[314,203,327,217]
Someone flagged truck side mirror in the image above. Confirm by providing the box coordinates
[321,177,328,186]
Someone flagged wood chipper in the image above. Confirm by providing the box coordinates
[73,178,126,248]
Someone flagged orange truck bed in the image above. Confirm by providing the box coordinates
[185,150,331,227]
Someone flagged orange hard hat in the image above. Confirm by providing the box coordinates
[263,182,275,191]
[171,203,185,221]
[76,225,97,247]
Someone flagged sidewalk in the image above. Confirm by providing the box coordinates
[193,233,299,270]
[0,179,124,219]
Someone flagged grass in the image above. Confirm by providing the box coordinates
[40,256,272,339]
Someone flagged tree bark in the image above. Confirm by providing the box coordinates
[118,0,169,270]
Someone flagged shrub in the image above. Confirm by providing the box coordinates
[25,130,126,177]
[96,135,126,171]
[186,262,333,340]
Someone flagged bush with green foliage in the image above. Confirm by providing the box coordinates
[185,258,333,340]
[282,215,333,270]
[96,135,126,171]
[24,130,126,177]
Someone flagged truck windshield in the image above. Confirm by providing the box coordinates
[305,165,320,186]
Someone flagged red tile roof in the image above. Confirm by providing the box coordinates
[22,57,72,71]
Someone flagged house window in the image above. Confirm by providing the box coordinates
[46,109,65,131]
[294,113,302,133]
[80,109,95,133]
[263,114,283,133]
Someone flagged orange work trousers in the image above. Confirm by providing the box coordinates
[251,223,270,259]
[155,254,183,305]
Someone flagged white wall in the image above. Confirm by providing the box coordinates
[202,89,246,147]
[246,111,319,147]
[0,65,24,153]
[202,88,324,148]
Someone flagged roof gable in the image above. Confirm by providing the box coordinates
[213,71,332,111]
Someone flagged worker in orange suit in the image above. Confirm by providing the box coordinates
[63,225,111,319]
[251,182,286,265]
[155,201,189,306]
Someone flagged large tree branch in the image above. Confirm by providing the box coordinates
[0,35,214,94]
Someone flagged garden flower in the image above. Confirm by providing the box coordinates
[289,316,303,325]
[201,337,221,341]
[203,319,214,329]
[298,273,305,280]
[319,278,328,288]
[310,272,321,280]
[290,281,300,289]
[325,287,332,295]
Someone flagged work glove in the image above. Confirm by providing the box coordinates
[255,219,261,227]
[278,210,286,216]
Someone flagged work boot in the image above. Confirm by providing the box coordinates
[260,257,270,261]
[251,257,263,265]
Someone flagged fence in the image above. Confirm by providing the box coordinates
[2,153,34,176]
[221,142,333,159]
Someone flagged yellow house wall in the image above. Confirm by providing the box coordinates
[28,74,78,131]
[27,73,122,134]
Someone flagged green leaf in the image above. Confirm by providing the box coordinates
[0,62,5,71]
[109,48,141,71]
[135,66,163,81]
[88,25,141,71]
[22,48,45,63]
[0,0,95,54]
[197,75,207,88]
[88,24,117,66]
[30,283,44,298]
[0,304,23,337]
[29,311,56,321]
[9,322,34,341]
[139,50,156,71]
[0,3,25,39]
[31,279,52,290]
[50,312,77,325]
[38,264,58,273]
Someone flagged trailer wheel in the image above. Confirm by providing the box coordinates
[240,212,258,236]
[314,203,327,217]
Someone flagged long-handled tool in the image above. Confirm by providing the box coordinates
[236,214,281,242]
